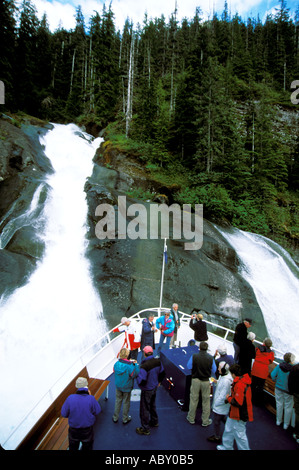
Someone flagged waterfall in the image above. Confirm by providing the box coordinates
[217,226,299,358]
[0,183,45,250]
[0,124,107,448]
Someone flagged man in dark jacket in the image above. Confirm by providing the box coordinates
[140,314,156,353]
[189,311,208,344]
[136,346,166,435]
[186,341,216,426]
[233,318,252,362]
[61,377,101,450]
[288,363,299,443]
[238,331,256,375]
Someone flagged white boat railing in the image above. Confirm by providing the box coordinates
[4,307,284,449]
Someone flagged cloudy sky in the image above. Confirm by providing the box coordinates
[20,0,299,32]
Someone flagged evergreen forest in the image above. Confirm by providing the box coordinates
[1,0,299,255]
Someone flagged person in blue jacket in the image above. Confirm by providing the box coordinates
[155,311,175,356]
[136,346,166,435]
[271,352,296,430]
[112,348,140,424]
[61,376,101,450]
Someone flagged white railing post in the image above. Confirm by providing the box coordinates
[159,238,167,317]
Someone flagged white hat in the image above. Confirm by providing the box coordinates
[121,317,129,324]
[217,343,227,355]
[76,377,88,388]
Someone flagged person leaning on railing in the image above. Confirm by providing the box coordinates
[251,338,275,406]
[288,362,299,444]
[271,352,296,430]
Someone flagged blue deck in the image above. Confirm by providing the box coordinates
[93,352,298,452]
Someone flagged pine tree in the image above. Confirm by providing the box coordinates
[65,5,87,118]
[36,14,53,117]
[50,27,73,120]
[251,95,289,205]
[131,16,158,141]
[91,4,120,127]
[15,0,40,114]
[0,0,17,109]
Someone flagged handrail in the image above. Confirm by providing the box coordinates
[3,308,164,448]
[4,307,285,448]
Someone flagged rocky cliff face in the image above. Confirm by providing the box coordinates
[84,141,268,339]
[0,119,268,341]
[0,117,52,297]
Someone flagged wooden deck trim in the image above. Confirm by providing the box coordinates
[16,368,109,450]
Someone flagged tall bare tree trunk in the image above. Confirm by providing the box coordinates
[126,33,135,138]
[70,49,76,94]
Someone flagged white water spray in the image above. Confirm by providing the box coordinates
[218,227,299,357]
[0,124,107,448]
[0,183,45,250]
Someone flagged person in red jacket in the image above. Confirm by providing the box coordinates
[217,364,253,451]
[251,338,274,406]
[113,317,141,361]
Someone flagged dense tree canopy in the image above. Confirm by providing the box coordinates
[0,0,298,249]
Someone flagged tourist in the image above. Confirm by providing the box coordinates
[217,364,253,451]
[170,303,181,347]
[288,362,299,444]
[112,348,140,424]
[136,346,166,435]
[251,338,275,405]
[271,352,296,430]
[113,317,141,361]
[140,314,156,354]
[233,318,252,362]
[155,311,175,356]
[61,377,101,451]
[207,361,234,444]
[214,343,234,379]
[189,311,208,345]
[186,341,216,426]
[238,331,256,375]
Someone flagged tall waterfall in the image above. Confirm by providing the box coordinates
[218,227,299,357]
[0,124,107,449]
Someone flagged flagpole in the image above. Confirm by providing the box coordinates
[159,238,167,316]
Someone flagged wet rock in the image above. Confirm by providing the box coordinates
[6,225,46,260]
[0,249,37,298]
[0,121,269,343]
[85,146,268,341]
[0,119,51,297]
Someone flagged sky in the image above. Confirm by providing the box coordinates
[19,0,299,32]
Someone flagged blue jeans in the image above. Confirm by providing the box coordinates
[157,334,171,355]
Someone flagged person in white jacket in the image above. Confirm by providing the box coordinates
[207,361,234,444]
[113,317,141,361]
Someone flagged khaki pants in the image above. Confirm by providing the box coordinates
[113,389,131,423]
[187,378,211,425]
